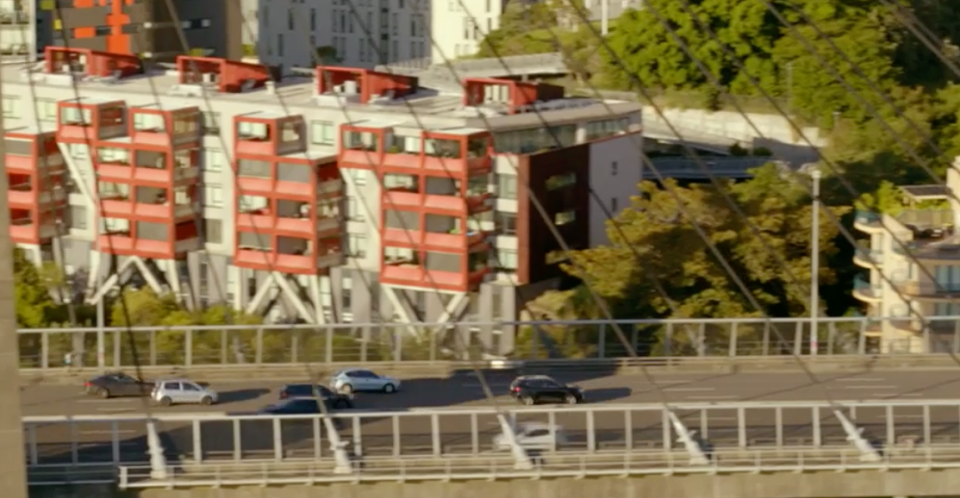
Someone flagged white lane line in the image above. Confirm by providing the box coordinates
[79,430,137,435]
[664,387,716,393]
[97,407,136,413]
[686,395,740,401]
[839,385,898,390]
[77,399,135,404]
[835,377,887,383]
[651,380,689,385]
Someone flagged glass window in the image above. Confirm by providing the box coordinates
[346,168,367,186]
[555,210,576,226]
[2,95,19,118]
[496,249,517,270]
[497,174,517,200]
[203,148,224,172]
[133,113,165,132]
[204,219,222,243]
[347,233,367,257]
[36,98,57,122]
[237,121,269,140]
[345,196,362,220]
[60,106,91,126]
[202,112,220,135]
[203,185,224,207]
[496,213,516,234]
[311,120,335,145]
[545,172,576,190]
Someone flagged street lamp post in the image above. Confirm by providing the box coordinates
[810,168,822,356]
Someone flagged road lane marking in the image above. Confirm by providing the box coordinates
[664,387,716,392]
[96,407,137,413]
[839,385,897,390]
[686,395,740,400]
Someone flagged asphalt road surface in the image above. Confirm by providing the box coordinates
[23,369,960,466]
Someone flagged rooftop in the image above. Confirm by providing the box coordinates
[6,49,642,131]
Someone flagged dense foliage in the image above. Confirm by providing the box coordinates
[480,0,960,346]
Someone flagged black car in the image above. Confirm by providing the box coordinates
[259,398,329,415]
[509,375,584,405]
[84,372,153,399]
[278,384,353,409]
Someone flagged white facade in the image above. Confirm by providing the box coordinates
[429,0,501,61]
[586,135,642,247]
[257,0,431,71]
[1,59,641,326]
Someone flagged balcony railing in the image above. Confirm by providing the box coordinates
[854,248,883,265]
[854,210,881,228]
[0,11,29,24]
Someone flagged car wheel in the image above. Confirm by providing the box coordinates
[521,396,534,406]
[340,384,354,395]
[382,383,396,394]
[159,396,172,407]
[98,388,110,399]
[565,394,578,405]
[200,396,213,406]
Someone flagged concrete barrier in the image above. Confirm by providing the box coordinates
[19,354,960,386]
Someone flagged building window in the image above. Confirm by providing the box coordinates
[545,172,576,190]
[37,98,57,122]
[345,196,361,220]
[310,8,316,30]
[935,265,960,292]
[554,210,576,226]
[2,95,19,118]
[934,303,960,316]
[287,8,294,30]
[495,212,516,234]
[68,205,87,230]
[202,112,220,135]
[203,185,224,207]
[277,34,284,57]
[309,120,335,145]
[204,219,223,243]
[611,161,618,176]
[496,250,517,270]
[610,197,619,212]
[497,174,517,200]
[346,168,367,186]
[347,233,367,257]
[203,148,224,172]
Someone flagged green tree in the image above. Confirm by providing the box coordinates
[552,164,849,330]
[13,249,56,328]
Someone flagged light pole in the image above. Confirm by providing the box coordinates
[810,167,822,356]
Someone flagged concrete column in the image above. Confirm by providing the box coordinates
[0,71,29,497]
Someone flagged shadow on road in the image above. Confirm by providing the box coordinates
[585,387,632,403]
[218,388,270,404]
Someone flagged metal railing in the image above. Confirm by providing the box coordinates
[22,399,960,470]
[18,315,960,371]
[111,446,960,488]
[650,157,774,178]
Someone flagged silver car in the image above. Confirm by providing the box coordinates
[152,379,219,406]
[329,368,400,394]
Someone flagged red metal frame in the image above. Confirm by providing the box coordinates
[315,66,418,104]
[176,56,273,93]
[5,130,67,245]
[44,47,142,79]
[461,77,565,115]
[233,114,343,275]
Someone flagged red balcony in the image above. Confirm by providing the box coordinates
[422,231,488,252]
[4,131,65,174]
[57,99,127,142]
[8,182,66,209]
[45,47,142,79]
[97,222,200,258]
[176,56,274,94]
[9,213,60,245]
[130,106,202,147]
[462,77,565,115]
[235,114,306,157]
[234,248,343,275]
[235,213,339,238]
[316,66,418,104]
[380,265,486,292]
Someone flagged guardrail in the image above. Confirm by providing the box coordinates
[23,398,960,471]
[113,446,960,487]
[18,315,960,372]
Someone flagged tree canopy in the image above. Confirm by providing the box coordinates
[547,165,849,323]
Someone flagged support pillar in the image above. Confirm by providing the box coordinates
[834,408,881,462]
[146,419,168,479]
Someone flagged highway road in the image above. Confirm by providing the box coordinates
[23,369,960,466]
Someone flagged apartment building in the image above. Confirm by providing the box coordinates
[0,0,241,62]
[257,0,431,71]
[1,46,642,331]
[853,163,960,354]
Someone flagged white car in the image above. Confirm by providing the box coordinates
[328,368,401,394]
[493,423,568,451]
